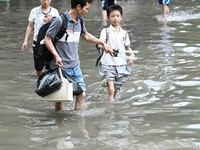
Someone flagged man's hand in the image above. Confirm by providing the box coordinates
[55,55,63,67]
[101,40,114,54]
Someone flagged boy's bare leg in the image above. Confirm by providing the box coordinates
[107,81,115,102]
[114,87,118,99]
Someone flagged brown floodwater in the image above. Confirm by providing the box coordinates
[0,0,200,149]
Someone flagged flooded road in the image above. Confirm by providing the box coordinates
[0,0,200,149]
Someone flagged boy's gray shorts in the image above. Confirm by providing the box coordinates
[99,64,131,89]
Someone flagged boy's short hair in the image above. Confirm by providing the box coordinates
[107,4,123,17]
[71,0,94,9]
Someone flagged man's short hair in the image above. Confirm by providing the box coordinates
[71,0,94,9]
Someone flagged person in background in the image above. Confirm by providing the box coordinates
[44,0,114,111]
[22,0,59,77]
[97,5,135,102]
[101,0,116,27]
[158,0,170,18]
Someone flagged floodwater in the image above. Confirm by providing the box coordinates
[0,0,200,149]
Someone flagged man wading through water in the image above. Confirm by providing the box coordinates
[44,0,115,111]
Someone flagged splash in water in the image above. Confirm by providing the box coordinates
[156,10,200,22]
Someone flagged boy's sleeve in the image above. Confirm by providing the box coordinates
[124,31,131,46]
[28,8,36,22]
[99,28,107,42]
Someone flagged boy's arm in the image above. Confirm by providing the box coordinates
[44,35,63,67]
[81,32,113,54]
[125,45,135,65]
[22,21,34,51]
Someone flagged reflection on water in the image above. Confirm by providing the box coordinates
[1,0,200,149]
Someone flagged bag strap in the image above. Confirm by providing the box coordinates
[105,27,109,43]
[54,13,84,44]
[58,67,64,82]
[53,12,68,44]
[95,27,109,67]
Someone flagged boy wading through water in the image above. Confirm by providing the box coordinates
[44,0,114,111]
[22,0,59,77]
[97,5,135,102]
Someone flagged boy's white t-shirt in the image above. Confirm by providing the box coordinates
[100,25,130,66]
[28,6,59,41]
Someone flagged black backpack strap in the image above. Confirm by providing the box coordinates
[95,27,109,67]
[53,12,68,44]
[53,13,83,44]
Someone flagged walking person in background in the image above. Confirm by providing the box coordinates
[101,0,116,27]
[22,0,59,77]
[158,0,170,18]
[44,0,114,111]
[97,5,135,102]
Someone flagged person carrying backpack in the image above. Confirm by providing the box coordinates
[97,5,135,102]
[22,0,59,77]
[44,0,115,111]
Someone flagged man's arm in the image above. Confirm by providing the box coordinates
[44,34,63,67]
[81,32,113,54]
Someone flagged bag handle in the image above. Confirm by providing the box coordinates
[58,67,70,83]
[58,67,64,82]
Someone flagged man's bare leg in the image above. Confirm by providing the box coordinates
[55,102,63,111]
[75,92,86,110]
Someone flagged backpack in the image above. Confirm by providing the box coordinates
[34,12,83,64]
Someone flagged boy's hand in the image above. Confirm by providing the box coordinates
[127,58,133,65]
[22,41,28,51]
[127,52,136,65]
